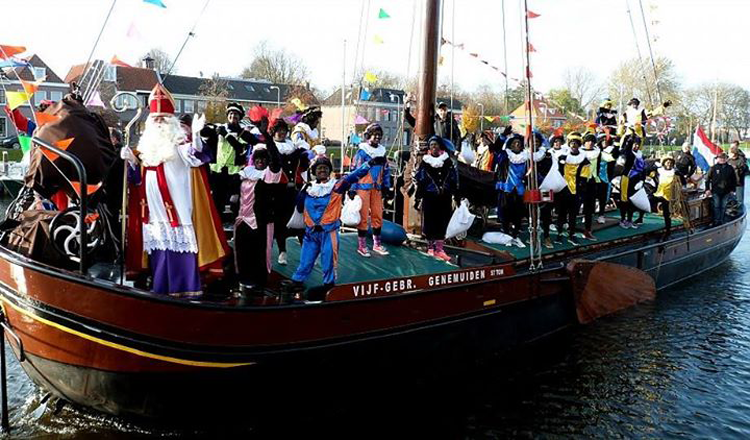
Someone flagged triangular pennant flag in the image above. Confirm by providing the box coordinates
[18,135,32,153]
[438,56,445,66]
[70,181,103,197]
[35,112,60,127]
[364,72,378,83]
[126,21,142,40]
[21,78,45,95]
[6,91,31,110]
[354,115,369,125]
[85,91,106,108]
[359,88,371,101]
[373,35,384,45]
[528,43,536,52]
[378,8,390,19]
[480,60,489,65]
[110,55,132,68]
[290,97,307,111]
[457,43,465,49]
[43,137,75,162]
[484,116,494,122]
[469,53,479,58]
[0,45,26,59]
[527,10,540,18]
[143,0,167,8]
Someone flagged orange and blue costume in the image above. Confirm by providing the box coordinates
[291,163,372,285]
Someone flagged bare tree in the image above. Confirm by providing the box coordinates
[355,67,406,90]
[562,67,604,112]
[198,74,229,123]
[606,56,680,110]
[241,41,309,85]
[141,48,173,73]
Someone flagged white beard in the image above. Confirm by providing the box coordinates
[137,116,186,167]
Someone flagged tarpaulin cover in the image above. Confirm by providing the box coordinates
[272,232,456,287]
[455,161,497,207]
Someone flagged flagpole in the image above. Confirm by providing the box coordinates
[162,0,212,83]
[523,0,541,270]
[79,0,118,94]
[501,0,509,112]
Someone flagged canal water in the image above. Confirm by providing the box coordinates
[3,199,750,438]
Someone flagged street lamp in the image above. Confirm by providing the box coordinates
[269,85,280,108]
[389,92,402,147]
[478,102,485,132]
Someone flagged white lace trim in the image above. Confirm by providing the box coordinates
[658,168,675,179]
[550,146,569,160]
[583,147,600,161]
[359,142,386,158]
[306,179,336,197]
[423,152,449,168]
[565,152,586,165]
[277,140,296,155]
[507,149,529,164]
[240,165,266,181]
[143,223,198,253]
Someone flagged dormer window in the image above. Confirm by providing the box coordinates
[33,67,46,80]
[103,64,116,82]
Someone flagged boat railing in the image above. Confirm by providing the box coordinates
[30,136,89,273]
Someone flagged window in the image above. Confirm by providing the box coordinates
[196,100,207,112]
[184,100,194,113]
[0,90,4,105]
[103,65,116,82]
[50,91,63,102]
[383,110,391,122]
[0,117,5,137]
[174,99,181,113]
[244,85,255,92]
[227,84,234,90]
[34,90,48,106]
[33,67,46,80]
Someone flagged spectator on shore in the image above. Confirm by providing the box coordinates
[705,152,737,226]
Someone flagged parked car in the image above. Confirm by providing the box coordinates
[0,136,20,149]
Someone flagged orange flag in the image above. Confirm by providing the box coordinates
[70,181,103,197]
[21,76,46,95]
[527,43,537,52]
[0,45,26,59]
[527,10,540,18]
[43,137,74,162]
[35,112,60,127]
[110,55,132,68]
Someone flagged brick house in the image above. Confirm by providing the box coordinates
[0,54,69,139]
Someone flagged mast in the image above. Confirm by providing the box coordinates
[414,0,441,139]
[523,0,541,269]
[403,0,441,231]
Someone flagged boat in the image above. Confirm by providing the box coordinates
[0,161,26,199]
[0,0,745,425]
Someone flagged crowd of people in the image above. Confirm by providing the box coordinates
[5,86,747,300]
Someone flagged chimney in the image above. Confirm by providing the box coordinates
[143,56,155,70]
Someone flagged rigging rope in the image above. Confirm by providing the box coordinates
[625,0,653,107]
[638,0,662,104]
[79,0,118,99]
[162,0,212,83]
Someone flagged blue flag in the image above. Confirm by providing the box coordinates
[359,89,371,101]
[143,0,167,8]
[0,59,29,68]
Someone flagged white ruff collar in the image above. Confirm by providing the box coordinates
[507,150,529,164]
[583,147,600,160]
[550,146,568,159]
[634,150,643,159]
[296,122,319,141]
[565,152,586,165]
[243,166,267,181]
[306,179,336,197]
[276,140,296,155]
[359,142,386,158]
[477,144,489,155]
[423,152,449,168]
[658,168,675,178]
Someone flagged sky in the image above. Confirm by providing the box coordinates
[3,0,748,100]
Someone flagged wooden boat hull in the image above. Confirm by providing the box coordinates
[0,213,745,419]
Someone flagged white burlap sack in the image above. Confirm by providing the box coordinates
[341,195,362,226]
[445,199,476,239]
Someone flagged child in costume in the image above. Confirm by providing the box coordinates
[350,123,392,257]
[415,136,459,261]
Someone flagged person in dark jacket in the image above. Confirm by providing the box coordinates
[675,141,697,185]
[415,136,459,261]
[403,97,462,148]
[727,141,748,206]
[705,152,738,226]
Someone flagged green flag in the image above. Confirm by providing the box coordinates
[378,8,390,19]
[18,135,32,153]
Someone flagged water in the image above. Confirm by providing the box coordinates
[4,203,750,438]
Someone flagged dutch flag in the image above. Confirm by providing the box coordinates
[692,125,723,172]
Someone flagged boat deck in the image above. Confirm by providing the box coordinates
[271,212,676,288]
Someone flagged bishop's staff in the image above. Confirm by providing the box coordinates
[110,92,143,284]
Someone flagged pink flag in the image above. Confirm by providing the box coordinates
[86,91,106,108]
[354,115,369,125]
[527,10,540,18]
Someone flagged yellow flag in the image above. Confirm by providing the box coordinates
[364,72,378,83]
[290,98,307,111]
[485,116,494,122]
[373,35,384,44]
[7,91,31,110]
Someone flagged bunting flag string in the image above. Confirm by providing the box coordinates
[364,72,378,83]
[20,77,45,95]
[18,135,32,154]
[34,112,60,127]
[42,138,75,162]
[373,35,384,45]
[378,8,390,19]
[6,91,32,110]
[86,91,106,108]
[442,38,520,82]
[527,10,540,18]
